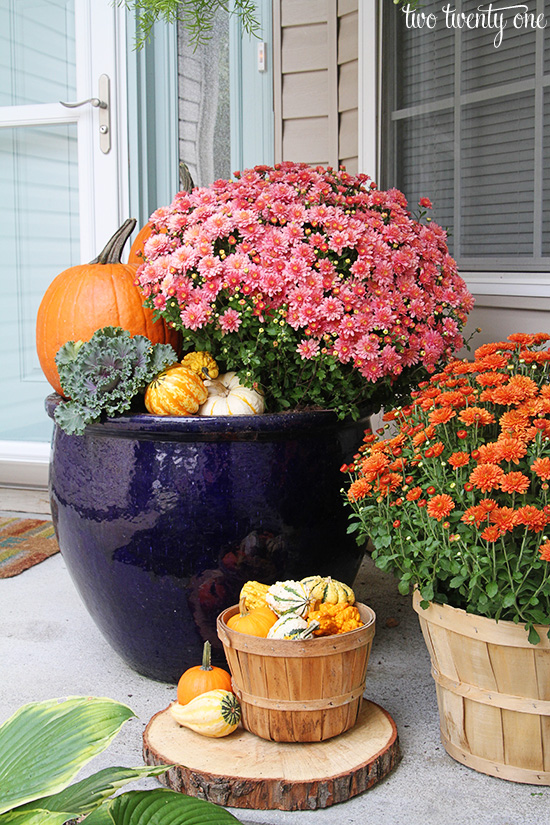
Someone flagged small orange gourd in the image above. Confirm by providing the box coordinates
[144,364,208,415]
[177,641,233,705]
[226,603,277,637]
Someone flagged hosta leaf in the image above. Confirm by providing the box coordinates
[15,767,170,818]
[85,789,243,825]
[0,698,135,815]
[0,808,73,825]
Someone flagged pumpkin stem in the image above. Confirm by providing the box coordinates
[206,377,230,397]
[89,218,137,265]
[201,640,213,671]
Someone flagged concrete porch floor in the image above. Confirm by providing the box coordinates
[1,488,549,825]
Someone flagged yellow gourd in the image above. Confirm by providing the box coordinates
[181,350,219,380]
[169,689,241,737]
[239,580,270,611]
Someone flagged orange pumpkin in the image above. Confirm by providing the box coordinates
[226,605,278,637]
[177,640,233,705]
[36,219,179,397]
[144,364,208,415]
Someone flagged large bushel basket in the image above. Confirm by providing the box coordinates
[413,590,550,784]
[217,602,376,743]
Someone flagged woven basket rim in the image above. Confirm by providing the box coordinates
[217,601,375,656]
[412,589,550,649]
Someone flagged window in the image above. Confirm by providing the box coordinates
[381,0,549,275]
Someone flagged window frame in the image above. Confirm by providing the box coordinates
[371,0,550,300]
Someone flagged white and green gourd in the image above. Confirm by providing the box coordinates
[169,689,241,737]
[265,579,312,618]
[267,614,320,640]
[301,575,355,608]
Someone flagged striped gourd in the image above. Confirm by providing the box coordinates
[169,689,241,737]
[301,575,355,609]
[267,614,320,640]
[266,580,312,618]
[145,364,208,415]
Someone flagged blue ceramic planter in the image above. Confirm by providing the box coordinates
[46,394,369,682]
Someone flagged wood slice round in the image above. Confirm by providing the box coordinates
[142,700,400,810]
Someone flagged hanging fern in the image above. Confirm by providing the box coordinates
[116,0,259,50]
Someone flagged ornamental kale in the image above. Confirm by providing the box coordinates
[54,327,177,435]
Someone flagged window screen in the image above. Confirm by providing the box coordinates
[382,0,548,272]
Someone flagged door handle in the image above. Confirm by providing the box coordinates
[59,74,111,154]
[60,97,107,109]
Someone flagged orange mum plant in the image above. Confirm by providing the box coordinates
[344,333,550,643]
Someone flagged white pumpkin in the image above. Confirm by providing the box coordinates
[199,372,265,416]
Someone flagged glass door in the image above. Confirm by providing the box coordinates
[0,0,129,480]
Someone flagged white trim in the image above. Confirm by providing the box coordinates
[358,0,379,179]
[0,442,50,490]
[463,272,550,299]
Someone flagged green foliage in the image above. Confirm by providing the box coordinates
[0,697,242,825]
[344,333,550,642]
[54,327,177,435]
[116,0,259,50]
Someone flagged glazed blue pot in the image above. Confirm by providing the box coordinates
[46,394,369,682]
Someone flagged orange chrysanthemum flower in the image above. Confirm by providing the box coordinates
[499,409,530,435]
[532,457,550,480]
[505,374,539,402]
[406,486,423,501]
[360,453,389,481]
[477,353,511,371]
[425,441,445,458]
[516,505,548,533]
[489,506,519,533]
[475,371,509,387]
[478,498,498,514]
[539,541,550,562]
[458,407,496,427]
[429,407,456,426]
[494,436,527,465]
[435,391,467,407]
[426,494,455,521]
[461,505,487,527]
[499,471,530,494]
[347,478,372,501]
[448,451,470,468]
[469,463,505,492]
[480,525,502,542]
[475,443,501,464]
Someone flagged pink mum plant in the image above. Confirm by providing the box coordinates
[136,162,474,418]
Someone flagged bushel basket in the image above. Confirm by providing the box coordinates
[217,602,375,743]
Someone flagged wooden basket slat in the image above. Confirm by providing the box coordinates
[502,707,544,772]
[435,686,468,751]
[464,699,504,764]
[541,716,550,772]
[488,643,539,701]
[452,636,499,693]
[422,621,461,684]
[535,649,550,700]
[217,602,375,742]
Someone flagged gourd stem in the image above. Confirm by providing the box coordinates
[89,218,137,265]
[206,377,230,397]
[201,639,213,671]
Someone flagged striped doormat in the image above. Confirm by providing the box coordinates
[0,517,59,578]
